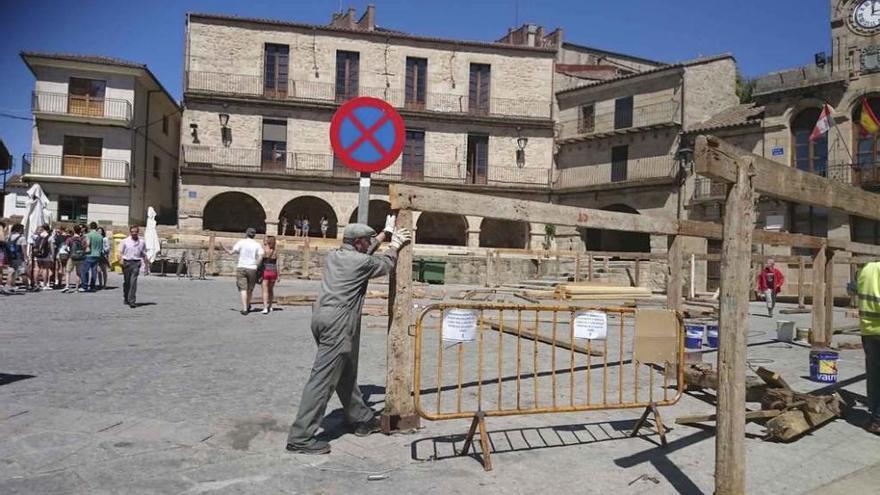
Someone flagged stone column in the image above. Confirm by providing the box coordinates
[266,221,279,236]
[465,215,482,249]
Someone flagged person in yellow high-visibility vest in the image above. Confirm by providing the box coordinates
[857,261,880,435]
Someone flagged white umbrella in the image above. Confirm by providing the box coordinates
[24,184,51,250]
[144,206,160,263]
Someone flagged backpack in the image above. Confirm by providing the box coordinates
[34,235,50,259]
[6,234,22,261]
[70,236,86,261]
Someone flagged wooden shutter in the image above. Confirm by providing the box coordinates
[611,145,628,182]
[614,96,633,129]
[469,64,490,114]
[403,130,425,181]
[336,51,360,101]
[405,57,427,109]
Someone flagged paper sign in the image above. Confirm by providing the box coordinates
[442,309,478,342]
[574,311,607,340]
[633,309,679,364]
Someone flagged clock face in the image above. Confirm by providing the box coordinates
[854,0,880,30]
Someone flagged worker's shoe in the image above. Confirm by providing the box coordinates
[286,440,331,455]
[354,416,382,437]
[865,419,880,435]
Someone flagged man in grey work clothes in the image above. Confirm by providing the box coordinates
[286,215,410,454]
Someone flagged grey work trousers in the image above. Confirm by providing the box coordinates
[865,335,880,420]
[287,307,374,446]
[122,260,141,304]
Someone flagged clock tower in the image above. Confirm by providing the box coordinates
[831,0,880,76]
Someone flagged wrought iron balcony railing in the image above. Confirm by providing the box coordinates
[31,91,132,122]
[23,153,129,182]
[554,155,677,189]
[558,100,681,140]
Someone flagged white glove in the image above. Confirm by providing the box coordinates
[390,228,411,250]
[383,214,397,235]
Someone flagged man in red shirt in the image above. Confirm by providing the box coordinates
[757,258,785,317]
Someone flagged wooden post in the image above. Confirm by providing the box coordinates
[485,249,492,287]
[574,253,581,282]
[603,255,610,272]
[207,233,215,273]
[715,158,756,495]
[635,258,641,287]
[811,246,827,348]
[850,262,859,308]
[797,257,806,309]
[689,253,696,299]
[383,209,419,432]
[302,236,311,280]
[667,236,683,312]
[824,249,835,346]
[588,253,593,281]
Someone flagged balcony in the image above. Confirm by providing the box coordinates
[827,162,880,188]
[692,176,728,202]
[185,71,552,120]
[557,100,680,141]
[181,145,551,188]
[752,63,846,97]
[31,91,132,125]
[554,155,677,190]
[23,153,129,183]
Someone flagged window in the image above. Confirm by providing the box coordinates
[468,64,491,114]
[15,194,26,209]
[466,134,489,185]
[58,195,88,223]
[153,156,160,179]
[162,115,169,135]
[336,51,360,102]
[854,97,880,187]
[402,130,425,181]
[68,77,106,117]
[611,145,628,182]
[578,104,595,133]
[264,44,289,98]
[62,136,102,178]
[792,108,828,175]
[261,119,287,172]
[789,203,828,255]
[614,96,633,130]
[405,57,428,110]
[852,216,880,245]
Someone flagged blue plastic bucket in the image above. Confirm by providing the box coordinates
[685,323,704,350]
[809,350,839,383]
[705,324,719,348]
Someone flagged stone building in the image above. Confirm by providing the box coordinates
[686,0,880,293]
[178,7,557,249]
[19,52,180,226]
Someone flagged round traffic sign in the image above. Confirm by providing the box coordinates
[329,97,406,173]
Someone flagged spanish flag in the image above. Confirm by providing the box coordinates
[861,97,880,136]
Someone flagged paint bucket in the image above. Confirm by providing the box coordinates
[809,349,839,383]
[795,327,810,343]
[776,320,795,342]
[705,323,719,348]
[685,323,704,350]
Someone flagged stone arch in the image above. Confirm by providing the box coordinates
[479,218,529,249]
[349,200,392,233]
[581,204,650,252]
[279,196,338,237]
[203,192,267,234]
[416,212,468,246]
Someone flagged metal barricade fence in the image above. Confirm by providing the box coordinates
[413,303,685,471]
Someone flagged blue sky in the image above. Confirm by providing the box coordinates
[1,0,832,175]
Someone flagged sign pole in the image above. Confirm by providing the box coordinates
[358,172,371,225]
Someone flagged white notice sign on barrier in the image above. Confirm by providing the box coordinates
[442,309,478,342]
[574,311,607,340]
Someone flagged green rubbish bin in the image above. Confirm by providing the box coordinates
[412,259,424,282]
[422,258,447,285]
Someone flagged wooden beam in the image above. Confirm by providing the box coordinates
[811,246,827,348]
[715,157,756,495]
[824,250,835,346]
[668,236,683,312]
[798,257,806,309]
[383,209,419,432]
[695,135,880,222]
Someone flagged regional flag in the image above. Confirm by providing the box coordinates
[809,104,832,142]
[861,97,880,136]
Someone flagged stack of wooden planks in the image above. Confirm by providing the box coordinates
[555,282,652,300]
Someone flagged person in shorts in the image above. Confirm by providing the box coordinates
[62,224,86,293]
[33,224,55,290]
[259,236,279,314]
[4,224,30,292]
[222,227,264,315]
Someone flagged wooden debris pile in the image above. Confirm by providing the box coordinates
[678,363,847,442]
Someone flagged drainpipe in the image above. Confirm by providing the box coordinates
[141,90,159,224]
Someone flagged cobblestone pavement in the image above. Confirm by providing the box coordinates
[1,273,878,494]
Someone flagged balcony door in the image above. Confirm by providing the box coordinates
[792,107,828,176]
[263,44,289,98]
[336,51,360,102]
[614,96,633,130]
[402,130,425,181]
[405,57,427,110]
[469,64,490,115]
[611,145,628,182]
[62,136,102,178]
[261,120,287,172]
[466,134,488,185]
[68,78,106,117]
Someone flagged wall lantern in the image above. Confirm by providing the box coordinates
[189,123,200,144]
[219,113,232,147]
[516,127,528,168]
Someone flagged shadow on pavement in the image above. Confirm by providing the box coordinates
[0,373,36,386]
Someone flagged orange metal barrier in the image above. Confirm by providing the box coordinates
[413,302,685,471]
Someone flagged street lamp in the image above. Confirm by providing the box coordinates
[516,127,528,168]
[219,114,232,147]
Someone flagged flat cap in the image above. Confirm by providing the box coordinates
[343,223,376,240]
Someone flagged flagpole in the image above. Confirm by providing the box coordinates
[824,102,854,165]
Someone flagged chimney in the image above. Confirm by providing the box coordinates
[357,4,376,31]
[329,7,357,29]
